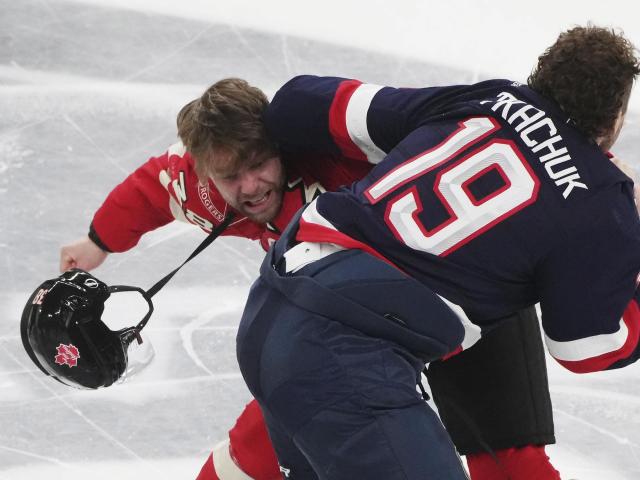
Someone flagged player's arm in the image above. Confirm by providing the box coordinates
[543,289,640,373]
[538,186,640,373]
[59,236,109,272]
[60,150,177,272]
[90,151,177,251]
[266,75,463,165]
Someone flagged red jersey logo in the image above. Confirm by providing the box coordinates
[54,344,80,368]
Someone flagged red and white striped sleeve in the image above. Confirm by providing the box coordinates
[544,294,640,373]
[539,189,640,373]
[266,75,455,165]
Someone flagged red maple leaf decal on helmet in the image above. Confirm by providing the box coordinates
[54,343,80,368]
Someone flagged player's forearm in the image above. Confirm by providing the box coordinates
[267,75,437,165]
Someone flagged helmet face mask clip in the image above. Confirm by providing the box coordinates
[21,269,154,390]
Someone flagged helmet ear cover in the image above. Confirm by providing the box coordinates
[20,269,153,389]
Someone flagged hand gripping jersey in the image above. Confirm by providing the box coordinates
[265,75,640,374]
[89,143,371,253]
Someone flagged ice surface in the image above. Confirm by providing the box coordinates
[2,1,640,479]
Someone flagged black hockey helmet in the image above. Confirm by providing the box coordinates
[20,269,154,389]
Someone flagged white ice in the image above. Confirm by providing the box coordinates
[2,1,640,479]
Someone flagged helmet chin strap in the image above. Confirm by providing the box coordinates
[112,213,236,335]
[106,285,154,344]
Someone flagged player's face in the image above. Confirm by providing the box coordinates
[211,152,285,224]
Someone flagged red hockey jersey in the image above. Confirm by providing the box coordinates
[89,142,372,252]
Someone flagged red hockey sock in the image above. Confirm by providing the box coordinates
[195,400,281,480]
[196,452,219,480]
[228,400,281,480]
[466,445,561,480]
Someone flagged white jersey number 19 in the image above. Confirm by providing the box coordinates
[365,117,539,256]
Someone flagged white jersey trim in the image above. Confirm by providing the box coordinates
[301,198,338,230]
[437,295,482,350]
[284,241,345,273]
[211,439,253,480]
[346,84,387,164]
[545,317,628,362]
[160,142,191,223]
[168,141,187,157]
[158,169,190,223]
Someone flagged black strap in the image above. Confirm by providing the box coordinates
[145,213,235,300]
[108,284,155,334]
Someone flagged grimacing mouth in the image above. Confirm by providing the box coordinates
[243,190,271,208]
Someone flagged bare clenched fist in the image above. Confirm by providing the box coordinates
[59,236,109,272]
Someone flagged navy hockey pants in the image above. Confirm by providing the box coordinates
[237,246,468,479]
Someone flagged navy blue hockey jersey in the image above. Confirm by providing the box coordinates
[265,75,640,374]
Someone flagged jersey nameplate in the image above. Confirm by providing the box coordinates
[481,91,588,199]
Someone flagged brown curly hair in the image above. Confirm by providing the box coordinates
[528,25,639,141]
[176,78,278,180]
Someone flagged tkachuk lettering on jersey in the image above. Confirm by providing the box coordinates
[229,74,640,375]
[480,91,588,198]
[54,343,80,368]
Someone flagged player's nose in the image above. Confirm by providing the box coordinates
[239,171,261,196]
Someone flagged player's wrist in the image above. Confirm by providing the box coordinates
[88,224,112,253]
